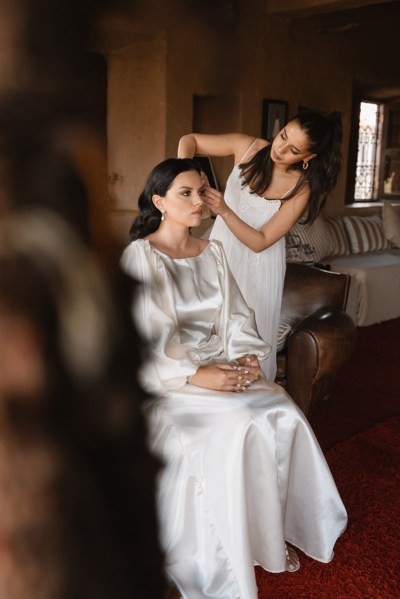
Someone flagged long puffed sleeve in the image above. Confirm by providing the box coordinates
[209,241,271,362]
[121,240,200,395]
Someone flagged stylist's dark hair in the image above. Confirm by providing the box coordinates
[129,158,202,240]
[240,110,343,223]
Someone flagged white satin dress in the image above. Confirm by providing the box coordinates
[210,154,286,381]
[121,239,347,599]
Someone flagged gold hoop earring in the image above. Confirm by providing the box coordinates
[302,161,309,171]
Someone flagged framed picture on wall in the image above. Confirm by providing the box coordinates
[261,99,288,141]
[194,155,219,190]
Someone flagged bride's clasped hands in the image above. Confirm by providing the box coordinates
[189,353,261,392]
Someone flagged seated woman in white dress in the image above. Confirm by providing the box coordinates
[121,158,347,599]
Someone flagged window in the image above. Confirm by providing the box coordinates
[381,106,400,197]
[354,101,382,201]
[347,99,400,203]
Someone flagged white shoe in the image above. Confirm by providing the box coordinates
[285,543,300,572]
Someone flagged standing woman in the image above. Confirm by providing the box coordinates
[122,158,347,599]
[177,110,343,380]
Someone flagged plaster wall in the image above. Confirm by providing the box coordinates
[106,35,167,241]
[103,0,381,243]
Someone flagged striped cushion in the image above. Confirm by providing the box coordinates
[342,215,390,254]
[287,216,335,262]
[276,320,292,352]
[276,313,303,352]
[325,217,350,257]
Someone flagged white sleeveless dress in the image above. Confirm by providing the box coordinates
[210,143,287,381]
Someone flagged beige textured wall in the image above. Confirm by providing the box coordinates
[286,17,354,216]
[101,0,381,243]
[106,34,167,243]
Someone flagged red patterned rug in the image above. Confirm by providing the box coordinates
[169,320,400,599]
[256,415,400,598]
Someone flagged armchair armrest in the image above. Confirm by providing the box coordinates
[285,307,357,415]
[282,263,351,317]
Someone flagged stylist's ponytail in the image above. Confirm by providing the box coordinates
[322,111,343,194]
[292,109,343,222]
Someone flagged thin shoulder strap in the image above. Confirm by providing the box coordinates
[240,137,258,163]
[280,183,297,200]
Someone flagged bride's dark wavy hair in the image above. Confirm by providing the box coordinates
[239,110,343,223]
[129,158,202,241]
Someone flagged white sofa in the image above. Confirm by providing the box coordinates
[287,201,400,327]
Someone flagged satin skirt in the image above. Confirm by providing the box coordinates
[144,379,347,599]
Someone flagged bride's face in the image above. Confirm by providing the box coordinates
[155,170,206,227]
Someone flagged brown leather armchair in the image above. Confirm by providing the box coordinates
[275,263,357,416]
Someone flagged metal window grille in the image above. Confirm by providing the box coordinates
[354,102,380,200]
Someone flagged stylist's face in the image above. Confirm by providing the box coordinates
[154,170,206,227]
[271,120,316,168]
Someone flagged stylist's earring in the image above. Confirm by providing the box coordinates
[161,211,165,221]
[302,161,309,170]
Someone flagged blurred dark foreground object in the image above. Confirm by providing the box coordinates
[0,209,167,599]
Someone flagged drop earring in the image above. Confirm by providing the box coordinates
[302,161,309,171]
[161,211,165,221]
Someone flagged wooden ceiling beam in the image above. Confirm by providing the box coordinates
[266,0,398,18]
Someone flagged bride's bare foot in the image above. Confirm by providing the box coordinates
[285,543,300,572]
